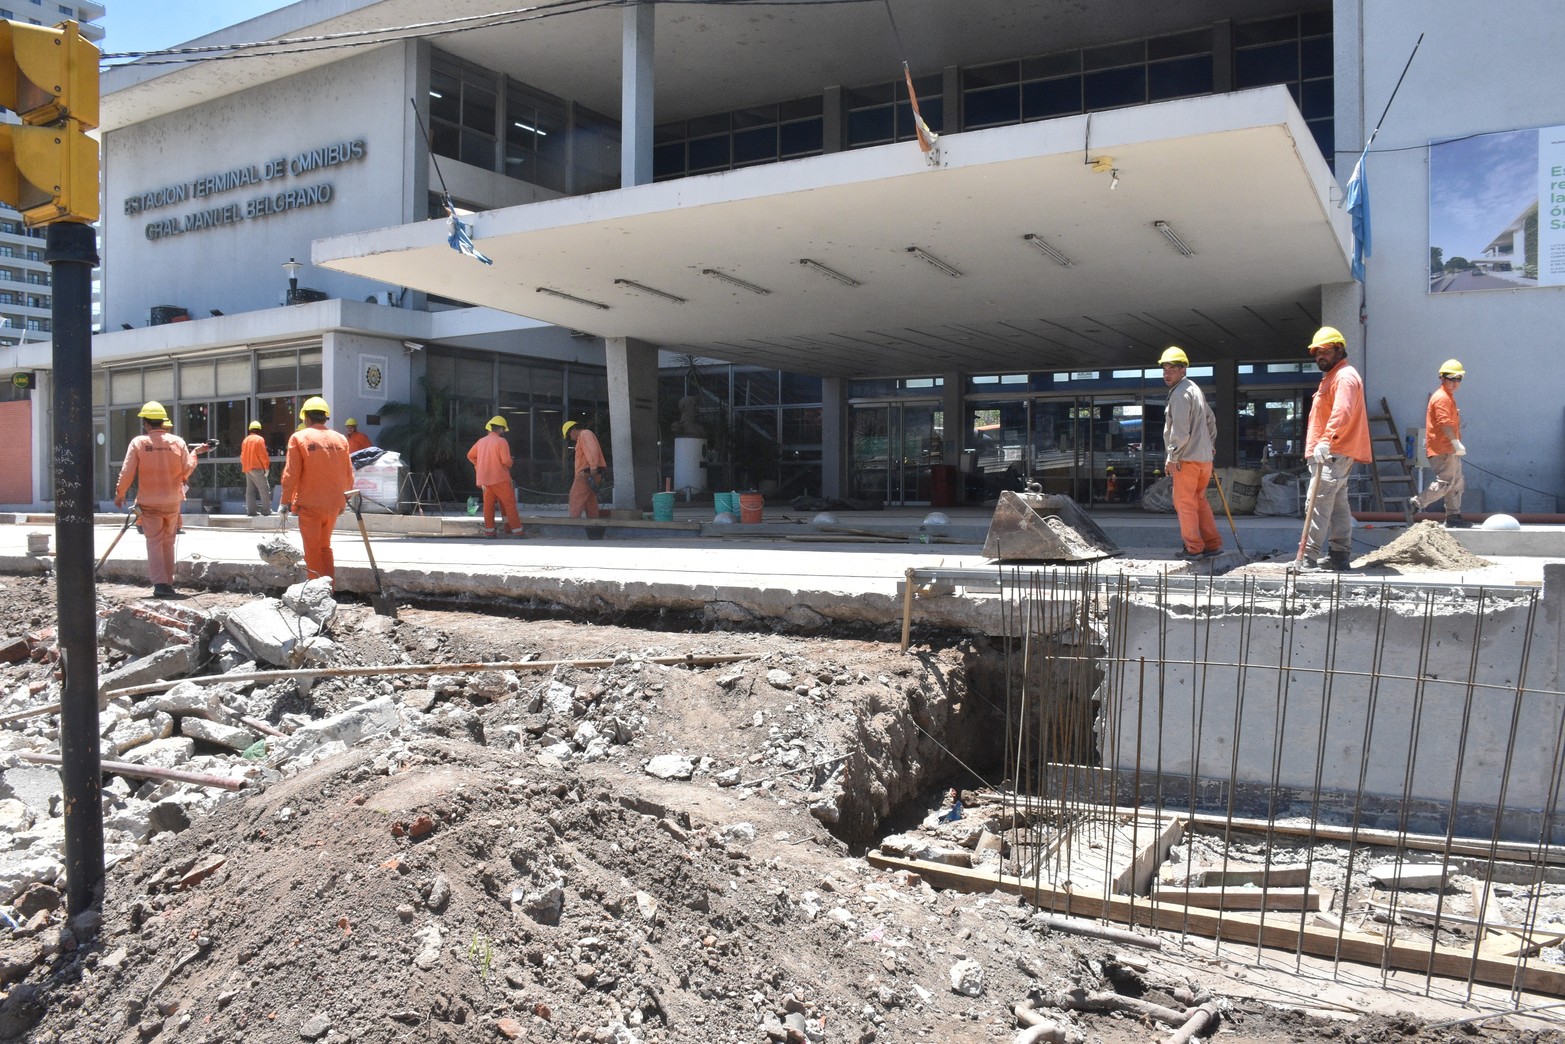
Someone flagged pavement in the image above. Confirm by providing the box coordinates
[3,504,1562,634]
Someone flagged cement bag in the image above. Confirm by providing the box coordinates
[1140,475,1176,513]
[1205,467,1262,515]
[1254,471,1302,516]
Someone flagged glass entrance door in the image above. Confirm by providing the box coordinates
[848,401,943,505]
[1027,395,1162,506]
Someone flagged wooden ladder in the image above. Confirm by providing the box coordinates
[1366,396,1415,513]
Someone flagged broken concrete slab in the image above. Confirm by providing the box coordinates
[1368,862,1449,891]
[0,765,58,819]
[116,737,195,770]
[142,681,234,724]
[274,697,401,760]
[104,711,175,758]
[97,602,216,659]
[222,599,322,668]
[0,855,61,904]
[281,578,338,630]
[97,644,204,703]
[179,717,258,752]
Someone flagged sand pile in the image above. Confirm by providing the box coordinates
[1354,519,1492,572]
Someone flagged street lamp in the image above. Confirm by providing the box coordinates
[283,257,302,293]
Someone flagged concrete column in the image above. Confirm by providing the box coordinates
[942,66,960,132]
[605,336,660,510]
[821,86,843,154]
[820,376,846,498]
[1213,360,1237,468]
[621,2,654,188]
[940,371,962,467]
[1320,280,1363,374]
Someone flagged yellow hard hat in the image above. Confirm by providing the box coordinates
[1439,359,1465,378]
[248,420,262,431]
[1307,326,1346,353]
[138,400,168,422]
[345,418,358,427]
[561,420,578,438]
[1158,346,1189,366]
[487,415,509,431]
[299,395,330,421]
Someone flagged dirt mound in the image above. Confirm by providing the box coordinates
[1355,519,1492,572]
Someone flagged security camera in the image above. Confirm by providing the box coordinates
[402,340,422,352]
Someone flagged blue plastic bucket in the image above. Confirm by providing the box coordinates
[652,491,675,522]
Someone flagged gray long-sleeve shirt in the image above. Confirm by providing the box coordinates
[1163,377,1216,465]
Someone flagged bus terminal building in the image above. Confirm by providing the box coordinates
[2,0,1556,517]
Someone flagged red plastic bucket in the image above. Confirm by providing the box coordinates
[739,491,764,524]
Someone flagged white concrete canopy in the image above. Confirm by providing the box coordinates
[316,87,1350,377]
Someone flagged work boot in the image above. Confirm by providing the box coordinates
[1327,551,1353,571]
[1402,499,1417,524]
[1290,556,1323,573]
[482,528,498,539]
[152,584,177,598]
[1174,548,1202,561]
[1445,514,1473,529]
[508,528,526,538]
[1200,548,1223,559]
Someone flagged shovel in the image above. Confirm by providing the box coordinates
[346,490,397,618]
[94,506,140,578]
[1212,474,1244,558]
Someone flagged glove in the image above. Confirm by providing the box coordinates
[1452,440,1466,457]
[1311,442,1331,465]
[280,504,290,516]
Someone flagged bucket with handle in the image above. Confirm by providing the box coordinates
[739,491,764,524]
[652,491,675,522]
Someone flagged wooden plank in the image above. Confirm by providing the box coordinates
[1153,885,1321,912]
[866,851,1565,996]
[1197,867,1311,889]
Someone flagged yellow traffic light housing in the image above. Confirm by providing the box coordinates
[0,20,98,225]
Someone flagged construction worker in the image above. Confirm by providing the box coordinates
[1159,346,1221,561]
[281,396,354,583]
[467,415,525,538]
[562,420,606,519]
[114,401,194,599]
[241,420,273,517]
[1295,326,1371,572]
[344,418,372,454]
[1409,360,1469,528]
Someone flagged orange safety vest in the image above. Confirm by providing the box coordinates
[116,430,194,513]
[281,424,354,514]
[241,433,270,472]
[467,431,514,487]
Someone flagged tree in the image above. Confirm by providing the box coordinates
[1445,256,1470,273]
[1430,247,1443,275]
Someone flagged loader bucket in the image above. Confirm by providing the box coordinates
[981,491,1120,563]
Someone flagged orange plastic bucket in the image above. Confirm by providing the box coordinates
[739,491,764,524]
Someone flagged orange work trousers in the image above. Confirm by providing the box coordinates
[1171,460,1221,554]
[568,473,601,519]
[482,482,523,534]
[141,509,180,586]
[295,508,338,582]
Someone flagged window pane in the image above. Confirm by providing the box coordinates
[779,119,823,156]
[143,367,174,401]
[687,135,729,171]
[897,96,942,136]
[462,83,496,133]
[180,360,214,398]
[1235,42,1299,88]
[459,130,493,169]
[1082,39,1144,71]
[1301,78,1333,120]
[1148,28,1212,61]
[1084,66,1145,109]
[430,71,460,124]
[733,126,777,165]
[180,402,211,443]
[964,85,1020,127]
[843,83,892,108]
[299,349,321,390]
[216,356,249,395]
[733,369,778,407]
[110,369,140,405]
[1301,35,1333,79]
[213,399,248,457]
[1235,16,1297,47]
[1023,77,1081,119]
[731,104,776,129]
[1148,56,1213,100]
[847,106,894,145]
[779,95,822,120]
[963,62,1018,90]
[654,142,686,179]
[257,352,295,393]
[781,372,822,404]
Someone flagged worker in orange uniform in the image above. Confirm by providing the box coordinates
[1408,360,1469,528]
[241,420,273,517]
[1159,346,1221,561]
[344,418,372,454]
[1294,326,1371,572]
[562,420,606,519]
[114,401,194,599]
[467,415,525,538]
[281,396,354,583]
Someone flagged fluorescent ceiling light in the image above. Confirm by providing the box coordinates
[1022,233,1073,267]
[429,90,443,99]
[513,121,548,136]
[1154,220,1194,257]
[798,258,861,287]
[907,246,961,277]
[535,287,609,310]
[702,268,771,295]
[614,278,686,304]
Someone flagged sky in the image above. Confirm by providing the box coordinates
[1427,129,1538,261]
[101,0,298,57]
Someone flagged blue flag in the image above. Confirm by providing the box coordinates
[1344,149,1370,281]
[444,195,493,266]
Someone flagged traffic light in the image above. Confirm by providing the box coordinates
[0,20,98,225]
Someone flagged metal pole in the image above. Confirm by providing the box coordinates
[49,219,102,917]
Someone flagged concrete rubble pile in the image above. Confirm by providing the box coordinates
[0,579,699,937]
